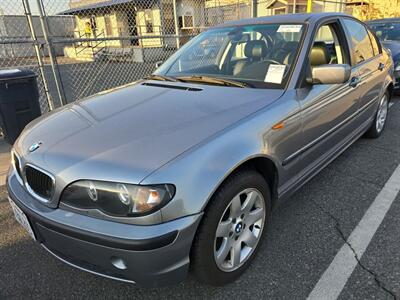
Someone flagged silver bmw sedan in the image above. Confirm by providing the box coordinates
[7,13,394,287]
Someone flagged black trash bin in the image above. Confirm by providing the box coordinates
[0,69,42,144]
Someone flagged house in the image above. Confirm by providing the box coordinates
[257,0,308,16]
[61,0,209,62]
[256,0,346,16]
[62,0,163,61]
[205,0,251,25]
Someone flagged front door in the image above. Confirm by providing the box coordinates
[296,21,362,172]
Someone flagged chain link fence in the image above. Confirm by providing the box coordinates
[0,0,52,112]
[0,0,254,107]
[0,0,391,112]
[46,0,254,103]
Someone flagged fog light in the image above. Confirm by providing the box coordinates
[110,256,127,270]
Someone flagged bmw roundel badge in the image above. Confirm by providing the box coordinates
[29,141,42,153]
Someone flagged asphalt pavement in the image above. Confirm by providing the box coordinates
[1,96,400,299]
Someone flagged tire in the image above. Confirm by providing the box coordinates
[365,91,389,139]
[191,168,271,286]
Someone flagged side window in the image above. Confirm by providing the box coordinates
[342,19,374,65]
[368,30,381,56]
[309,23,346,67]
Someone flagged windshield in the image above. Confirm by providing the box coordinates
[369,22,400,41]
[155,24,305,89]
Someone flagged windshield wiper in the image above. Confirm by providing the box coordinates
[145,74,180,82]
[176,75,249,88]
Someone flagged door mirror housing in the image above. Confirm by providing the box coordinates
[310,64,351,85]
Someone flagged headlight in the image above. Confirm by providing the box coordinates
[60,180,175,217]
[395,64,400,71]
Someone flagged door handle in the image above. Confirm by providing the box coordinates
[349,76,361,88]
[378,63,385,71]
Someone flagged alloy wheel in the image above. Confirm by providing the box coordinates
[214,188,266,272]
[376,95,388,133]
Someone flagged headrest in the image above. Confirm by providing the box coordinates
[244,41,267,60]
[310,41,331,66]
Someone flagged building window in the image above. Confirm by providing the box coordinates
[273,8,286,15]
[178,15,194,29]
[90,15,97,30]
[104,15,113,36]
[144,9,154,33]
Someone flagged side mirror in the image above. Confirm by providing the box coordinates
[311,64,351,85]
[155,60,163,68]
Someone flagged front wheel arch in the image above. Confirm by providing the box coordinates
[203,156,279,213]
[190,167,272,285]
[386,82,394,100]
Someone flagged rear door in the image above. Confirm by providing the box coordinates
[341,18,386,122]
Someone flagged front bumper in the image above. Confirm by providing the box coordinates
[7,172,202,286]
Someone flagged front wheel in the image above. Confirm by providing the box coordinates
[191,169,271,286]
[365,92,389,139]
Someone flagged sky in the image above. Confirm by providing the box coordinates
[0,0,70,16]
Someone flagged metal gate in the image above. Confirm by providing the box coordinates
[0,0,254,110]
[0,0,349,113]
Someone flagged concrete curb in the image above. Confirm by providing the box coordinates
[0,172,7,186]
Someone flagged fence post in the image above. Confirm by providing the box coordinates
[252,0,257,18]
[307,0,313,12]
[35,0,67,106]
[22,0,55,111]
[172,0,180,49]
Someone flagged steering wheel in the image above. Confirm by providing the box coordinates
[272,38,286,50]
[262,35,274,50]
[262,58,281,65]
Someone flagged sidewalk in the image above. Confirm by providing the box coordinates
[0,138,11,186]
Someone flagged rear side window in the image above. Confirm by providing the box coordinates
[342,19,374,65]
[368,30,381,56]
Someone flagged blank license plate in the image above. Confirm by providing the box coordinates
[8,198,36,241]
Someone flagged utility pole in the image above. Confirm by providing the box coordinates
[307,0,312,13]
[252,0,258,18]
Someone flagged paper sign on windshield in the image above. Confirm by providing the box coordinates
[277,25,302,33]
[265,65,286,84]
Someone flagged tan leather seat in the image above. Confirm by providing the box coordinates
[233,41,267,75]
[310,41,331,66]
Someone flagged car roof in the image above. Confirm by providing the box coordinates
[213,12,351,28]
[367,17,400,24]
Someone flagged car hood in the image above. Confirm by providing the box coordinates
[16,81,283,184]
